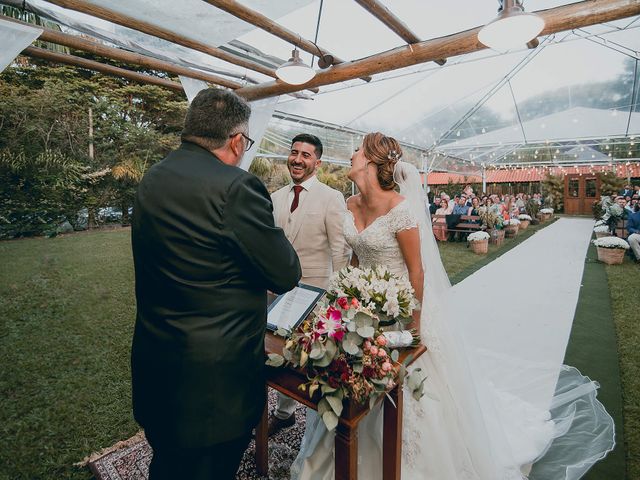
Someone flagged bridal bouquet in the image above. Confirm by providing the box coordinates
[267,266,424,431]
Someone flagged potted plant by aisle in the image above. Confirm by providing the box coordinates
[518,214,532,229]
[592,236,630,265]
[479,209,505,246]
[467,231,490,254]
[593,224,612,239]
[503,218,520,238]
[539,208,554,222]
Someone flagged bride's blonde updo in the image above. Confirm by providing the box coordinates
[362,132,403,190]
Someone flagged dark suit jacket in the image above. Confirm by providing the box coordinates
[131,142,301,449]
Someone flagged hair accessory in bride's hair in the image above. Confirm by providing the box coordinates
[387,149,400,161]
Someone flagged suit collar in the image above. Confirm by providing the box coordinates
[179,141,222,163]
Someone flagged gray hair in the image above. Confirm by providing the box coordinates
[181,88,251,150]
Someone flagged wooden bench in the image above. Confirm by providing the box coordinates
[615,218,628,238]
[432,214,483,241]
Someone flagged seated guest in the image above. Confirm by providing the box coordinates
[619,184,634,197]
[470,196,481,216]
[430,197,441,215]
[433,199,449,241]
[627,203,640,261]
[453,196,471,215]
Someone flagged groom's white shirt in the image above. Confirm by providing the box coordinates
[271,175,350,289]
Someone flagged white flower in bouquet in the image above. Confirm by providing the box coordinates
[592,237,630,249]
[594,219,606,227]
[540,208,554,214]
[518,214,532,221]
[593,225,610,233]
[467,231,490,242]
[504,218,521,225]
[607,204,624,218]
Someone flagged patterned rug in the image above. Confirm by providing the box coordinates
[83,390,307,480]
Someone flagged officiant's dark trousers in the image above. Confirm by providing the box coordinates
[147,433,251,480]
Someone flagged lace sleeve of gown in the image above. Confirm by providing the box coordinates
[389,204,418,233]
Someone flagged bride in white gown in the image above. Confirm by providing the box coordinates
[290,132,615,480]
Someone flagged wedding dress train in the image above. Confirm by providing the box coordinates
[290,163,614,480]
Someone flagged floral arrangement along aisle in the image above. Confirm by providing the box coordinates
[592,236,630,265]
[467,231,490,254]
[503,218,520,238]
[593,225,611,239]
[518,214,532,229]
[539,208,554,221]
[479,209,505,245]
[600,199,626,237]
[267,266,424,430]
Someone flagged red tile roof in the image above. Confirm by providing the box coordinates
[426,164,640,185]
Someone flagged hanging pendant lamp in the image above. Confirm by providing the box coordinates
[478,0,545,51]
[276,48,316,85]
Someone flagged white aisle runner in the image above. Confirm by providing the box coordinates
[448,217,595,412]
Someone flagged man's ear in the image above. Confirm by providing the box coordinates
[229,133,243,156]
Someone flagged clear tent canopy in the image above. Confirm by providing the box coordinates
[4,0,639,177]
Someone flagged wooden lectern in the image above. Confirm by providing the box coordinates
[255,332,426,480]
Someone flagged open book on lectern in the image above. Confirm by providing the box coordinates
[266,283,325,332]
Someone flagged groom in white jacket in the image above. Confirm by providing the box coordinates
[268,133,351,435]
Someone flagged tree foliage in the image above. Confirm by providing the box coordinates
[0,59,187,237]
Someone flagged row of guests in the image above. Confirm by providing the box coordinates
[612,193,639,214]
[429,190,543,221]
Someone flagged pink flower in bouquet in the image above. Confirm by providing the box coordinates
[363,340,372,350]
[351,298,360,308]
[369,345,379,356]
[381,361,392,372]
[318,306,345,341]
[377,349,387,358]
[326,306,342,322]
[337,297,350,310]
[375,335,387,346]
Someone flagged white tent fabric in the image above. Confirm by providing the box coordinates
[240,96,280,171]
[0,17,41,73]
[179,76,208,103]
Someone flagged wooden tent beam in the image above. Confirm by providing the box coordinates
[353,0,446,65]
[1,15,242,89]
[237,0,640,101]
[42,0,277,78]
[202,0,338,66]
[22,46,184,91]
[202,0,372,82]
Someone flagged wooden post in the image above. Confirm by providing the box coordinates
[383,383,403,480]
[254,385,269,476]
[88,107,94,160]
[335,421,358,480]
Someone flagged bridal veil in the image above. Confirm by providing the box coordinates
[392,161,614,479]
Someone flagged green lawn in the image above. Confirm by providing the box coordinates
[1,219,632,479]
[606,259,640,479]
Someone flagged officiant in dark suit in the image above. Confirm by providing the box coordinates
[131,88,301,480]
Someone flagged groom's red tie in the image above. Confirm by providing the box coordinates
[290,185,303,213]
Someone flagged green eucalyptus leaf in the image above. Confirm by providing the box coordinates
[321,384,337,395]
[342,340,359,355]
[326,394,344,417]
[390,349,399,362]
[322,410,339,431]
[314,352,333,368]
[265,353,284,367]
[310,346,325,360]
[318,397,331,416]
[356,325,375,338]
